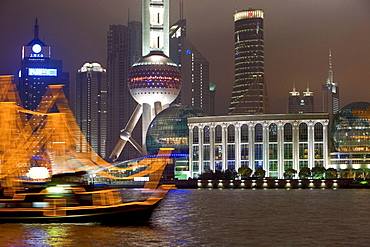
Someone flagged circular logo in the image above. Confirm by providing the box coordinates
[32,44,42,53]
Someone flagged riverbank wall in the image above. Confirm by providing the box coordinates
[163,179,370,189]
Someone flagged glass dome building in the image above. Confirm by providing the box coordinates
[332,102,370,151]
[146,105,208,179]
[330,102,370,170]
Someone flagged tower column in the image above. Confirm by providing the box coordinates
[154,101,163,115]
[142,103,152,155]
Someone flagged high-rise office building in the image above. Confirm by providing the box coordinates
[75,62,107,158]
[288,86,314,113]
[170,19,211,114]
[106,22,142,161]
[229,8,269,115]
[322,51,339,114]
[18,19,69,111]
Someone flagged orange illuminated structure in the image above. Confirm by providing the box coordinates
[0,75,173,223]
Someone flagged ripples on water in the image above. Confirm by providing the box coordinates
[0,189,369,246]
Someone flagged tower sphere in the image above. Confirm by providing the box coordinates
[128,51,181,106]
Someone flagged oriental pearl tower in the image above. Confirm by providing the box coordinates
[109,0,181,161]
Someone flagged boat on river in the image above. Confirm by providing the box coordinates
[0,148,175,223]
[0,185,168,223]
[0,79,175,223]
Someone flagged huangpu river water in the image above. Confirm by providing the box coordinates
[0,189,369,246]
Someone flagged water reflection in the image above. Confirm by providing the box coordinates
[0,189,369,246]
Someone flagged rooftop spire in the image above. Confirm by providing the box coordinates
[303,83,313,96]
[326,50,333,86]
[290,82,300,96]
[34,18,39,40]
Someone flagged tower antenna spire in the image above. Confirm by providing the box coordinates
[327,50,333,86]
[34,18,39,39]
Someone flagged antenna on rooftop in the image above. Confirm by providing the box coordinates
[128,8,130,24]
[180,0,184,20]
[34,18,39,39]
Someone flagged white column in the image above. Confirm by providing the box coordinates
[188,124,194,177]
[278,121,284,179]
[222,123,228,171]
[263,121,269,176]
[210,124,215,171]
[198,125,204,174]
[248,122,255,172]
[323,120,329,168]
[308,121,315,169]
[235,123,241,172]
[293,120,300,173]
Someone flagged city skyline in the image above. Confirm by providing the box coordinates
[0,0,369,115]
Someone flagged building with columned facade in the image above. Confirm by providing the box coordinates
[187,113,330,179]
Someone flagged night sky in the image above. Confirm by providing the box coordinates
[0,0,369,115]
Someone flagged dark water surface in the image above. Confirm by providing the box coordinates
[0,189,369,246]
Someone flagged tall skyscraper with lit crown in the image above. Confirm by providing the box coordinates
[229,8,269,115]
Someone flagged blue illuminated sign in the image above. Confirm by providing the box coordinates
[30,54,44,58]
[28,68,57,77]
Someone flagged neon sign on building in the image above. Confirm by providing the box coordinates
[28,68,57,77]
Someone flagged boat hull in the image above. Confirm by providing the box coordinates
[0,187,167,224]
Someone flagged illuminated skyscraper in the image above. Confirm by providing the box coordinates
[229,8,269,115]
[322,51,339,114]
[106,22,142,161]
[75,62,107,158]
[18,19,69,111]
[170,19,211,114]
